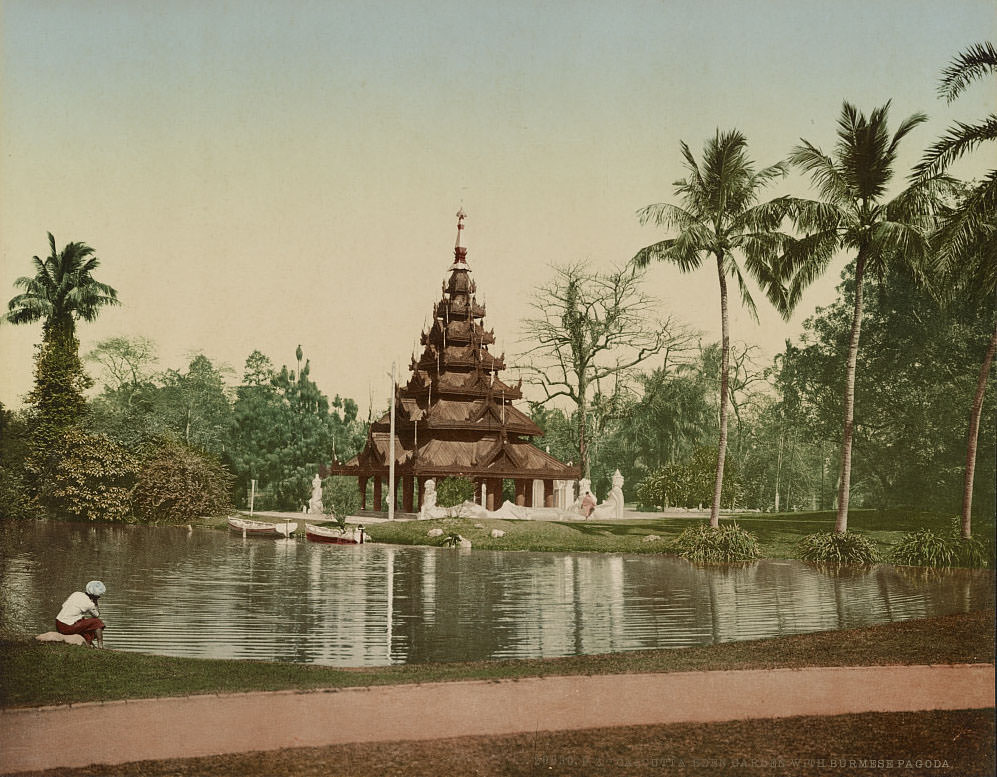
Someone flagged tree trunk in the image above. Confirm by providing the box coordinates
[961,321,997,538]
[774,430,784,512]
[835,253,866,533]
[578,379,589,479]
[710,253,729,529]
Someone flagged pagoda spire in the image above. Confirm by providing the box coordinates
[454,207,468,264]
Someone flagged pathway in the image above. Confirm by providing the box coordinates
[1,664,993,773]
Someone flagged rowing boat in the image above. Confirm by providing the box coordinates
[228,516,297,537]
[305,523,367,544]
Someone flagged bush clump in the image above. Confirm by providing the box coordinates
[889,521,991,569]
[435,476,475,508]
[42,429,137,521]
[131,440,233,523]
[798,530,880,565]
[670,522,761,563]
[321,475,361,529]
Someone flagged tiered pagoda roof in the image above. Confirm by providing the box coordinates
[329,211,579,483]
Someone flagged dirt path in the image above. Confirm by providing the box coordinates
[1,664,993,774]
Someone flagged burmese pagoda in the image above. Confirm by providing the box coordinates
[325,211,580,513]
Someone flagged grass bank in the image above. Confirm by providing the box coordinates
[2,609,992,709]
[324,508,994,561]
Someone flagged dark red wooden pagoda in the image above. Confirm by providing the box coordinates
[326,211,580,513]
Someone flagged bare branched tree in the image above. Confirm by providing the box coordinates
[519,261,692,477]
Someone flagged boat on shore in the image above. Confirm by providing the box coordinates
[305,523,367,545]
[228,516,297,538]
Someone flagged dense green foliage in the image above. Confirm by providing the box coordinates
[780,266,996,516]
[228,349,365,511]
[40,429,137,521]
[797,530,880,565]
[669,522,761,563]
[889,522,991,568]
[435,476,476,508]
[636,447,743,511]
[321,476,361,525]
[131,440,233,524]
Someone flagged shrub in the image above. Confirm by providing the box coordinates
[131,439,233,524]
[798,530,880,565]
[41,429,137,521]
[889,520,992,569]
[670,522,761,563]
[435,476,475,508]
[322,476,361,529]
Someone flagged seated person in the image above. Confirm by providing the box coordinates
[56,580,106,648]
[580,490,597,518]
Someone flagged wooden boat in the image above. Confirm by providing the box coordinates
[305,523,367,545]
[228,516,297,537]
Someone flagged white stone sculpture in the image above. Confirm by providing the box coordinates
[591,470,625,520]
[307,473,324,514]
[490,528,505,538]
[419,478,453,519]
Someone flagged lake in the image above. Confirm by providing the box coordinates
[1,521,992,666]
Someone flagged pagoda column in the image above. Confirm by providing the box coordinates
[373,476,383,511]
[417,477,427,512]
[514,480,527,507]
[543,479,554,508]
[486,477,502,511]
[402,475,414,513]
[359,476,368,510]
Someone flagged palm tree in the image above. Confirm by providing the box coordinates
[5,233,119,450]
[5,233,119,338]
[633,130,794,528]
[915,42,997,538]
[782,102,940,534]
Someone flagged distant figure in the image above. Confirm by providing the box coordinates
[56,580,106,648]
[581,490,597,518]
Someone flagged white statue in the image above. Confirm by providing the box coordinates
[592,470,625,520]
[419,478,450,519]
[307,473,324,514]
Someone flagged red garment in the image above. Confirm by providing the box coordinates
[56,617,105,645]
[581,493,596,517]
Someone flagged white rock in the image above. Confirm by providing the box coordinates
[474,523,485,529]
[427,528,444,537]
[36,632,86,646]
[642,534,662,543]
[459,538,472,549]
[490,529,505,538]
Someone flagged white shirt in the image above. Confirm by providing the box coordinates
[56,591,99,625]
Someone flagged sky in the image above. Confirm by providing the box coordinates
[1,0,994,417]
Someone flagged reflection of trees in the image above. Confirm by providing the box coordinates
[4,525,994,665]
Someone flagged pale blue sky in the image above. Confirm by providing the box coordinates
[2,0,994,412]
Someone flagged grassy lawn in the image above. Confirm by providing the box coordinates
[341,508,993,561]
[2,609,992,709]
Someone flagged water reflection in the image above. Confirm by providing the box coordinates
[1,521,992,667]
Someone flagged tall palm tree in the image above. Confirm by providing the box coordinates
[5,233,119,450]
[5,233,119,337]
[633,130,794,528]
[915,42,997,538]
[782,102,941,534]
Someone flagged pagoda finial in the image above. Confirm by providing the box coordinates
[454,208,468,264]
[455,208,467,247]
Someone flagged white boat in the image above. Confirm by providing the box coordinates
[228,516,297,538]
[305,523,367,545]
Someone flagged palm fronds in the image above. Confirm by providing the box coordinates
[939,41,997,103]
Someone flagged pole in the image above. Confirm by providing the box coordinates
[249,479,256,516]
[389,361,396,520]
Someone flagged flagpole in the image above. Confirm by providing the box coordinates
[389,361,396,520]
